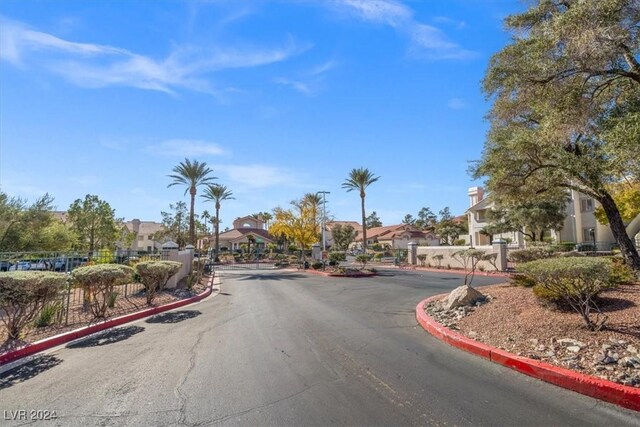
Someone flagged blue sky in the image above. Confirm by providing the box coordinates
[0,0,523,227]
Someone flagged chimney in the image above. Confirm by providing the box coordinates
[468,187,484,207]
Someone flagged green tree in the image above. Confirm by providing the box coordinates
[167,158,216,246]
[342,168,380,252]
[201,184,235,261]
[153,201,188,248]
[365,211,382,228]
[201,210,211,234]
[435,207,466,245]
[331,224,356,251]
[67,195,120,252]
[472,0,640,270]
[0,192,71,251]
[416,207,437,230]
[402,214,416,225]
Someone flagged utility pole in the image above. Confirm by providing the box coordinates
[317,191,330,251]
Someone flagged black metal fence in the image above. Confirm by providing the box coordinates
[0,250,167,273]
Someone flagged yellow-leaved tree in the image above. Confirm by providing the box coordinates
[269,196,320,260]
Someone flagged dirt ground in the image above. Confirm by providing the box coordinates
[426,283,640,388]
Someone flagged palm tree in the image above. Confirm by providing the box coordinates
[168,159,216,246]
[201,210,212,234]
[202,184,235,261]
[342,167,380,252]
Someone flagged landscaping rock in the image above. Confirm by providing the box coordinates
[442,286,485,310]
[557,338,585,348]
[567,346,581,353]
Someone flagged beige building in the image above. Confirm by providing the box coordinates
[120,219,165,252]
[356,224,439,249]
[467,186,640,250]
[201,215,275,252]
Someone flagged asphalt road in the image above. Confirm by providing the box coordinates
[0,268,638,426]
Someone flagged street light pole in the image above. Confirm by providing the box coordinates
[317,191,330,251]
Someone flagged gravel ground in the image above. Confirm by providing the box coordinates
[425,283,640,388]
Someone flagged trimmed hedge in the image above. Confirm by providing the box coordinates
[72,264,134,318]
[519,257,614,330]
[135,261,182,305]
[0,271,67,340]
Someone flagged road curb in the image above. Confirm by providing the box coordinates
[0,275,216,366]
[398,266,512,278]
[416,294,640,412]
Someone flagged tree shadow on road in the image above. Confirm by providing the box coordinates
[0,354,63,390]
[235,273,307,281]
[145,310,202,324]
[66,326,145,349]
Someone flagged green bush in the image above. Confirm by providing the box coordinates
[355,254,370,268]
[417,254,427,266]
[0,271,67,339]
[311,262,323,270]
[508,247,555,263]
[519,257,614,330]
[609,257,636,285]
[512,273,537,287]
[453,239,467,246]
[135,261,182,305]
[34,300,63,328]
[329,252,347,263]
[72,264,134,318]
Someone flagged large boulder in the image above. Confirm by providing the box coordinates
[442,285,485,310]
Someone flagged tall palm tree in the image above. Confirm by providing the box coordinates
[201,210,211,234]
[342,167,380,252]
[168,159,216,246]
[301,193,323,242]
[202,184,234,261]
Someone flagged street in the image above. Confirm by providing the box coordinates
[1,268,637,426]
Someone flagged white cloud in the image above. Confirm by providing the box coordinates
[331,0,475,60]
[149,140,228,157]
[447,98,468,109]
[0,17,309,94]
[274,77,312,94]
[339,0,411,26]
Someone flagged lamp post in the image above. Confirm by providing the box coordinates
[317,191,330,251]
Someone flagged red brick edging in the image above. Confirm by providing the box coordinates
[0,276,215,366]
[416,294,640,412]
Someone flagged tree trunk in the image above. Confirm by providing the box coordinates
[599,192,640,271]
[189,187,196,246]
[215,204,220,262]
[360,192,367,252]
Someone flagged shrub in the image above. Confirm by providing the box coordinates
[72,264,134,318]
[453,239,467,246]
[609,257,636,285]
[508,247,555,263]
[311,262,323,270]
[373,252,383,261]
[519,257,614,331]
[355,254,370,269]
[0,271,67,339]
[329,252,346,263]
[512,273,537,287]
[107,292,119,308]
[417,254,427,266]
[135,261,182,305]
[431,254,444,268]
[452,249,486,287]
[34,300,63,328]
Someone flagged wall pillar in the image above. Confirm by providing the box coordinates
[408,242,418,266]
[311,243,322,261]
[492,239,508,272]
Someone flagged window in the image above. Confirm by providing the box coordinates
[583,228,595,242]
[137,235,144,241]
[476,210,486,223]
[580,198,594,212]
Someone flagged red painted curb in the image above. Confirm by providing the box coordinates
[416,294,640,412]
[0,276,215,366]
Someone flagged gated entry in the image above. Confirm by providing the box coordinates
[213,262,277,271]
